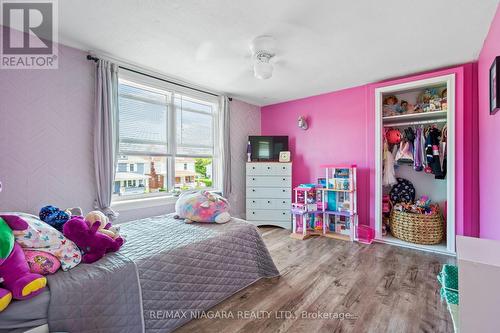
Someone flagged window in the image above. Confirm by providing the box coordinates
[118,163,127,172]
[114,71,220,200]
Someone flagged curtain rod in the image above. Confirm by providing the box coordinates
[86,55,231,100]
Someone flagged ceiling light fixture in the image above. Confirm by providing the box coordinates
[250,35,275,80]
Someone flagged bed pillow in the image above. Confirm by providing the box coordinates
[23,249,61,275]
[2,212,82,271]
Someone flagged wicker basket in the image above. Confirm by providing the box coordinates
[390,209,444,245]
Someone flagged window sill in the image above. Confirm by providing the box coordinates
[111,195,178,212]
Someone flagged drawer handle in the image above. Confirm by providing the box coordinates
[252,167,255,169]
[252,200,255,203]
[252,212,255,215]
[283,201,286,203]
[282,178,285,181]
[282,167,286,169]
[252,178,255,181]
[267,166,270,169]
[282,189,285,192]
[282,212,286,215]
[267,200,271,203]
[252,189,255,192]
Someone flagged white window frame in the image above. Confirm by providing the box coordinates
[113,70,221,203]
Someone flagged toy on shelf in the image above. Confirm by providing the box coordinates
[291,165,359,241]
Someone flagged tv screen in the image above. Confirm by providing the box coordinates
[249,136,288,161]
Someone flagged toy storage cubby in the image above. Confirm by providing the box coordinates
[290,165,358,241]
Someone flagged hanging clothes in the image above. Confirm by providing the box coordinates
[383,135,397,186]
[420,126,427,169]
[425,125,445,179]
[396,140,413,164]
[413,126,424,171]
[440,124,447,179]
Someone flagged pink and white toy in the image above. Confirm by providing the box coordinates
[175,190,231,224]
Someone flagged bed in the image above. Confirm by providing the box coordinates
[0,214,279,333]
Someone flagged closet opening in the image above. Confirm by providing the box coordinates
[375,74,455,255]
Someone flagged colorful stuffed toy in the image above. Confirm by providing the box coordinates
[39,205,82,232]
[174,190,231,223]
[85,211,120,239]
[0,215,47,312]
[63,216,124,264]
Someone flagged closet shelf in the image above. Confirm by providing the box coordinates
[383,110,447,124]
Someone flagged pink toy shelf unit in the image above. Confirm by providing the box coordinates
[291,165,358,241]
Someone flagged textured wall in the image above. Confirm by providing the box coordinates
[228,100,261,218]
[0,26,261,222]
[0,39,96,214]
[478,3,500,240]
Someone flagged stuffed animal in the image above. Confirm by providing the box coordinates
[85,211,120,239]
[0,215,47,312]
[63,216,124,264]
[39,205,82,232]
[174,190,231,224]
[39,205,70,231]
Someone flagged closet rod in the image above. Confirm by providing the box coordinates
[383,118,447,128]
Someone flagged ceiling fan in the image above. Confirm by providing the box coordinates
[249,35,276,80]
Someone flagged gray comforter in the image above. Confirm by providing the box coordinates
[47,214,279,333]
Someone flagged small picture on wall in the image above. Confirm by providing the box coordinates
[490,56,500,115]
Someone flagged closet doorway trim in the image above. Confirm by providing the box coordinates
[374,74,456,254]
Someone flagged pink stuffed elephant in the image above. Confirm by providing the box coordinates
[63,216,124,264]
[0,215,47,312]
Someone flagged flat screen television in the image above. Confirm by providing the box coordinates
[249,136,288,161]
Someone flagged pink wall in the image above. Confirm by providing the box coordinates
[262,64,479,237]
[478,4,500,240]
[262,86,371,225]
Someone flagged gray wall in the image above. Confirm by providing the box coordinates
[0,41,96,215]
[228,100,261,218]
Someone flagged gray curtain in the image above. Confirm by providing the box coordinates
[220,96,231,197]
[93,59,119,219]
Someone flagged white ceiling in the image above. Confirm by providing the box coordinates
[58,0,499,106]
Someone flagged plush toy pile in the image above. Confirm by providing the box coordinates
[0,206,125,312]
[64,215,124,264]
[393,195,439,215]
[0,215,47,312]
[175,190,231,224]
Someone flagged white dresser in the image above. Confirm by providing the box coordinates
[246,162,292,230]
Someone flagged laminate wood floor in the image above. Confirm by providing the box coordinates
[176,227,455,333]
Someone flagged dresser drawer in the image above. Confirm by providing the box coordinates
[246,176,291,188]
[246,163,291,176]
[246,209,290,221]
[247,198,291,210]
[247,187,291,199]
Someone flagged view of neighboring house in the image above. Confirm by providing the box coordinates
[113,156,212,196]
[174,157,197,186]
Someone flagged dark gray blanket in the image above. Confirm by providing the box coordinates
[47,215,279,333]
